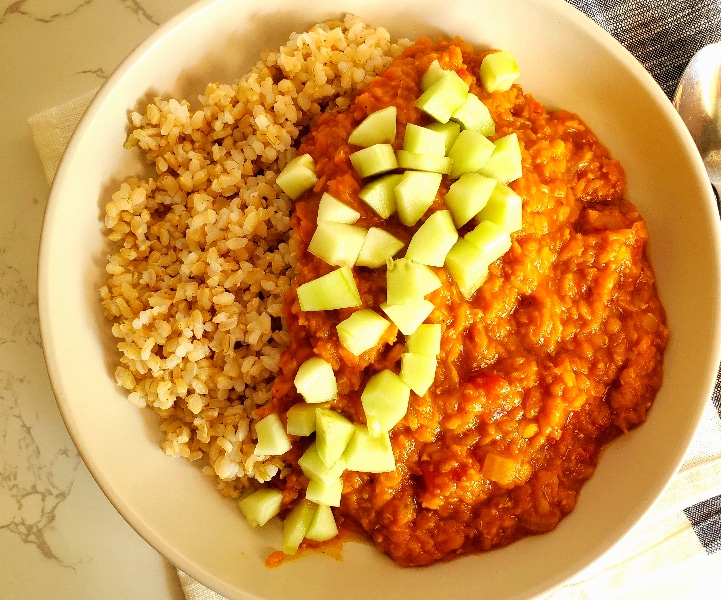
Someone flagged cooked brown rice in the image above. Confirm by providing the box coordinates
[99,15,410,498]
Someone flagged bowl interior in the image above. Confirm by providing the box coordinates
[39,0,721,599]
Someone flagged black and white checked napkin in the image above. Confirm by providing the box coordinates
[29,1,721,598]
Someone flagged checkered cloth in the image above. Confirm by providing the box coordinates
[28,2,721,598]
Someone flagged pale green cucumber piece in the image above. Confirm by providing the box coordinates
[287,402,325,436]
[355,227,405,268]
[420,59,446,91]
[255,413,291,456]
[380,299,435,336]
[361,369,411,436]
[344,425,395,472]
[348,105,397,147]
[445,237,491,300]
[298,441,347,482]
[448,129,495,179]
[477,182,523,233]
[386,258,441,305]
[358,173,402,218]
[427,121,461,153]
[464,220,512,265]
[305,504,339,542]
[296,266,362,311]
[282,498,315,555]
[316,408,356,469]
[317,192,360,224]
[396,150,452,174]
[308,221,367,267]
[237,487,284,527]
[403,123,447,156]
[451,93,495,136]
[294,357,337,404]
[406,323,442,356]
[405,209,458,267]
[479,133,523,184]
[395,170,442,226]
[415,70,470,123]
[400,352,437,396]
[350,143,398,178]
[336,308,391,356]
[480,50,520,93]
[445,173,496,228]
[276,154,318,200]
[305,474,343,507]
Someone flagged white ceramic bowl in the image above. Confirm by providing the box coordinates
[39,0,721,598]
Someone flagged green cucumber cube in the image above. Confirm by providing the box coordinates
[348,105,397,147]
[298,441,347,482]
[350,143,398,178]
[451,93,495,136]
[464,220,512,265]
[396,150,452,174]
[305,504,339,542]
[479,133,523,184]
[480,50,520,93]
[282,498,315,555]
[307,221,367,267]
[237,487,284,527]
[255,413,292,456]
[344,425,396,473]
[355,227,405,268]
[296,266,362,311]
[358,173,401,218]
[445,173,496,228]
[427,121,461,153]
[395,170,442,226]
[448,129,495,179]
[380,299,435,336]
[406,323,442,355]
[444,237,491,299]
[305,475,343,507]
[361,369,411,436]
[336,308,391,356]
[294,357,337,404]
[405,209,458,267]
[287,402,324,436]
[415,70,470,123]
[420,59,447,91]
[477,182,523,233]
[316,408,356,469]
[400,352,437,396]
[386,258,441,305]
[403,123,447,156]
[276,154,318,200]
[317,192,360,224]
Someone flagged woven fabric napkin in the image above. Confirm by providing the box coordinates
[29,1,721,598]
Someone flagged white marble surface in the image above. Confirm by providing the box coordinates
[2,1,721,599]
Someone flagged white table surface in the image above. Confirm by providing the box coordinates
[2,1,721,599]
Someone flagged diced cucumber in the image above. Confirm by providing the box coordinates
[416,70,470,123]
[350,144,398,178]
[400,352,437,396]
[386,258,442,305]
[348,106,397,147]
[287,402,324,436]
[305,475,343,507]
[361,369,411,436]
[464,220,512,265]
[477,182,523,233]
[307,221,367,267]
[445,173,496,228]
[343,425,396,473]
[420,59,447,91]
[315,408,356,469]
[282,498,315,555]
[336,308,391,356]
[255,413,292,456]
[451,93,495,136]
[403,123,447,156]
[296,266,362,311]
[479,133,523,184]
[276,154,318,200]
[294,357,337,404]
[405,209,458,267]
[395,170,442,226]
[317,192,360,224]
[358,173,401,218]
[427,121,461,153]
[444,237,491,300]
[480,50,520,93]
[305,504,339,542]
[380,299,435,336]
[448,129,495,179]
[406,323,442,356]
[237,487,284,527]
[355,227,405,268]
[396,150,452,174]
[298,441,347,482]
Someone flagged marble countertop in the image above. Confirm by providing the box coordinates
[2,1,721,599]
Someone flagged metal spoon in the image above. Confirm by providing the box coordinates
[673,42,721,203]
